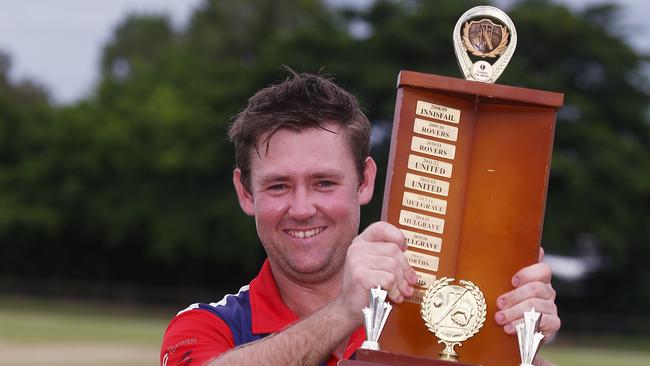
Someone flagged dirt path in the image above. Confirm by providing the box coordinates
[0,341,158,366]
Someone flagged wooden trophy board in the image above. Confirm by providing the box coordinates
[340,349,476,366]
[376,71,563,366]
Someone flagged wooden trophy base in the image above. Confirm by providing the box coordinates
[339,349,481,366]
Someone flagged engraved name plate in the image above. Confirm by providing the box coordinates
[402,191,447,215]
[405,172,450,197]
[416,101,461,124]
[408,154,453,178]
[405,250,440,271]
[416,271,438,289]
[408,288,426,304]
[402,229,443,253]
[414,118,459,142]
[411,136,457,160]
[399,209,445,234]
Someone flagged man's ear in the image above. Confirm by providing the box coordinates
[358,157,377,205]
[233,168,255,216]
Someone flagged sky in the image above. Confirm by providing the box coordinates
[0,0,647,104]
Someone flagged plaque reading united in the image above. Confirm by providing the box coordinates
[407,154,453,178]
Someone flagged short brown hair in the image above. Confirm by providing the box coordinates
[228,70,371,191]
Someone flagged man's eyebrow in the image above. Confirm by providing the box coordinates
[258,174,289,186]
[311,170,345,180]
[258,170,345,185]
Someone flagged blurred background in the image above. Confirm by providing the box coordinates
[0,0,648,365]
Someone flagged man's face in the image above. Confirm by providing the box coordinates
[233,125,376,284]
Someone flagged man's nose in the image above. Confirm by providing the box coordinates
[287,187,317,220]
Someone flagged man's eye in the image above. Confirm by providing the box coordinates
[317,181,335,188]
[269,184,287,191]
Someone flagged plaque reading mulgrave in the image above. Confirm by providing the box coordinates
[402,229,442,252]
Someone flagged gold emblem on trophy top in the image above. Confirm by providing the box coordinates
[462,19,509,58]
[421,277,487,361]
[453,6,517,83]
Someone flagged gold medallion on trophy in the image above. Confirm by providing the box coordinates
[420,277,487,361]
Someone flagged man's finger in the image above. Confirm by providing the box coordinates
[356,222,406,250]
[512,262,552,287]
[497,281,556,310]
[495,298,558,333]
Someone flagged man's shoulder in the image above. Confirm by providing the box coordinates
[177,285,252,320]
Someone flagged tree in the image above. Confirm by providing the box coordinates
[0,0,648,315]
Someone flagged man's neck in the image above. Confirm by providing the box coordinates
[270,265,344,318]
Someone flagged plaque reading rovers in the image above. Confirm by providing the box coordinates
[402,191,447,215]
[411,136,456,160]
[402,229,443,253]
[416,100,461,124]
[414,118,459,142]
[405,172,450,197]
[405,250,440,272]
[399,209,445,234]
[408,154,453,178]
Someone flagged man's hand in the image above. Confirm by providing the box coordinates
[494,248,560,339]
[337,222,418,320]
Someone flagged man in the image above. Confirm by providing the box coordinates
[160,71,559,366]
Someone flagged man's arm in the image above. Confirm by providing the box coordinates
[208,297,356,366]
[209,222,417,366]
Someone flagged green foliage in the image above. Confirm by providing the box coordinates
[0,0,648,312]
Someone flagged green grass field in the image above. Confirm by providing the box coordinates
[1,296,648,366]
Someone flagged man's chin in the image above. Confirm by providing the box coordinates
[287,260,342,283]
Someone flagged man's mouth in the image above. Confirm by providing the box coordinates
[286,227,326,239]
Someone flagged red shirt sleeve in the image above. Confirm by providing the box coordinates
[160,309,235,366]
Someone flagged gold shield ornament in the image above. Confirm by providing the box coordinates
[420,277,487,361]
[453,6,517,83]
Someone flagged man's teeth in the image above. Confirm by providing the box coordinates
[288,227,324,238]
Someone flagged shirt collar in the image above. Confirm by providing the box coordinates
[249,259,298,334]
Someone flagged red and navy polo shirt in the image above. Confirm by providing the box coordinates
[160,259,366,366]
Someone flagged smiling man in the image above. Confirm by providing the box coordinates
[160,71,559,366]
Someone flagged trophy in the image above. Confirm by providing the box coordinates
[516,308,545,366]
[342,5,563,366]
[361,286,393,351]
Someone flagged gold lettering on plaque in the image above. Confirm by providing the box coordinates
[405,250,440,271]
[408,154,453,178]
[416,272,438,289]
[399,209,445,234]
[405,172,450,197]
[402,191,447,215]
[416,101,461,124]
[414,118,459,142]
[411,136,456,160]
[407,288,426,304]
[402,229,442,253]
